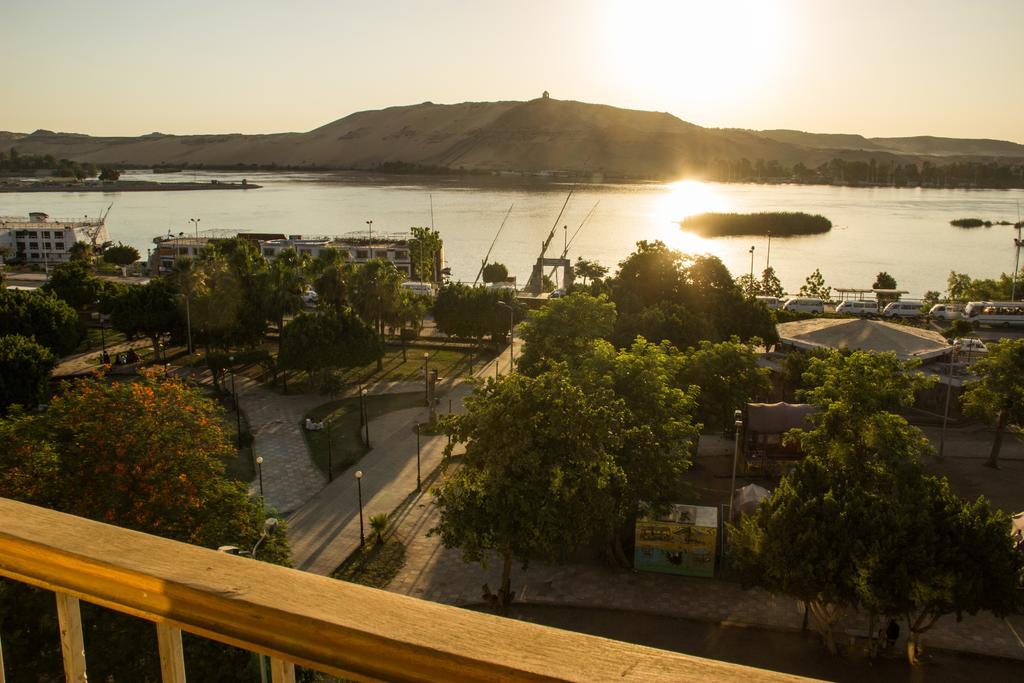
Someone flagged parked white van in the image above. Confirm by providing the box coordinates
[928,303,964,321]
[882,301,924,318]
[782,297,824,314]
[755,296,783,310]
[401,281,435,298]
[835,300,878,317]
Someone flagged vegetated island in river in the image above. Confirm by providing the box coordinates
[0,179,260,193]
[680,212,832,237]
[950,217,1023,228]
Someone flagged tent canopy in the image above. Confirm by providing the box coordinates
[747,402,817,434]
[776,318,951,361]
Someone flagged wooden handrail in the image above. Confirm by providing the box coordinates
[0,498,806,682]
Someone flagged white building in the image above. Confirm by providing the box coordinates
[258,233,443,280]
[0,212,110,265]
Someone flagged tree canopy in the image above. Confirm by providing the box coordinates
[481,262,510,283]
[43,260,102,309]
[278,310,382,385]
[517,293,617,376]
[0,288,84,356]
[0,334,55,412]
[0,371,289,679]
[102,241,140,267]
[961,338,1024,468]
[798,268,831,301]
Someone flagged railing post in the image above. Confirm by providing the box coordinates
[55,592,87,683]
[0,630,6,683]
[270,658,295,683]
[156,623,186,683]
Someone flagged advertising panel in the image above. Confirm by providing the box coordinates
[634,504,717,577]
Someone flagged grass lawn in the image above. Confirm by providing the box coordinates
[302,391,425,479]
[234,341,496,394]
[332,537,407,589]
[75,326,128,354]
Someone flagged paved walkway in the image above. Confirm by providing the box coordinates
[234,375,327,515]
[385,478,1024,662]
[286,341,520,574]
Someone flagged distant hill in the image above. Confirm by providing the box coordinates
[2,97,1022,179]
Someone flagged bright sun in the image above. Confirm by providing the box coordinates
[603,1,787,107]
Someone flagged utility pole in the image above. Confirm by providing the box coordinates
[766,231,772,271]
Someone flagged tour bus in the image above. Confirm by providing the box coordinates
[835,300,878,317]
[965,301,1024,327]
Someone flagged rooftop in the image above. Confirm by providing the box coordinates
[777,318,951,361]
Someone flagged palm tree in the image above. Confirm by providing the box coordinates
[351,259,404,371]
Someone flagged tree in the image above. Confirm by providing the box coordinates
[0,334,55,411]
[313,260,352,315]
[102,242,140,268]
[574,257,608,286]
[408,226,442,283]
[517,293,617,376]
[350,259,404,370]
[262,248,308,349]
[798,268,831,301]
[735,273,761,298]
[278,311,382,386]
[947,271,973,301]
[369,512,389,545]
[0,288,84,355]
[760,267,785,298]
[961,338,1024,468]
[481,262,509,283]
[922,290,942,307]
[432,369,625,612]
[67,241,94,263]
[433,284,521,344]
[43,260,101,309]
[873,271,897,290]
[0,371,290,679]
[98,167,121,181]
[190,254,244,353]
[109,279,181,357]
[678,338,771,432]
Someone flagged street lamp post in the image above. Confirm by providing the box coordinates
[366,219,373,244]
[728,409,743,525]
[326,416,333,482]
[766,231,772,271]
[229,356,240,449]
[355,470,365,546]
[415,422,421,491]
[189,217,200,240]
[497,301,514,369]
[423,353,430,405]
[360,388,370,447]
[939,343,957,458]
[748,246,755,282]
[1013,225,1023,301]
[255,456,264,500]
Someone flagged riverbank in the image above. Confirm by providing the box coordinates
[0,179,260,192]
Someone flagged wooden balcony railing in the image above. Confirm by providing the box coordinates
[0,498,806,682]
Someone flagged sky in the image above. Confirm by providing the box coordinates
[2,0,1022,141]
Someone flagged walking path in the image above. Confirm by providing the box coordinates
[286,340,520,574]
[386,476,1024,662]
[233,375,327,515]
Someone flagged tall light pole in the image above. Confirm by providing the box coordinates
[189,217,200,240]
[415,422,422,491]
[360,388,370,448]
[255,456,264,500]
[497,300,515,369]
[326,416,333,482]
[423,353,430,405]
[355,470,365,546]
[766,231,772,271]
[748,246,755,282]
[1013,226,1023,302]
[366,219,373,244]
[939,343,957,459]
[229,355,240,449]
[728,409,743,525]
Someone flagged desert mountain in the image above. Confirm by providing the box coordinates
[2,97,1021,179]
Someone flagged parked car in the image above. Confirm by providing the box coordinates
[929,303,964,321]
[835,300,878,317]
[782,297,824,314]
[301,289,318,305]
[953,337,988,356]
[549,288,565,299]
[882,301,924,318]
[755,295,783,310]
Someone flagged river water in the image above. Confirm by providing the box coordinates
[3,170,1022,298]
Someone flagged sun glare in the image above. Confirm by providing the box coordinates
[652,180,731,255]
[603,1,787,107]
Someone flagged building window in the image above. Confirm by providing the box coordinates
[30,253,39,259]
[42,231,50,238]
[263,249,275,257]
[178,247,190,255]
[394,250,408,259]
[44,242,51,250]
[356,249,368,259]
[55,242,64,250]
[29,242,38,250]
